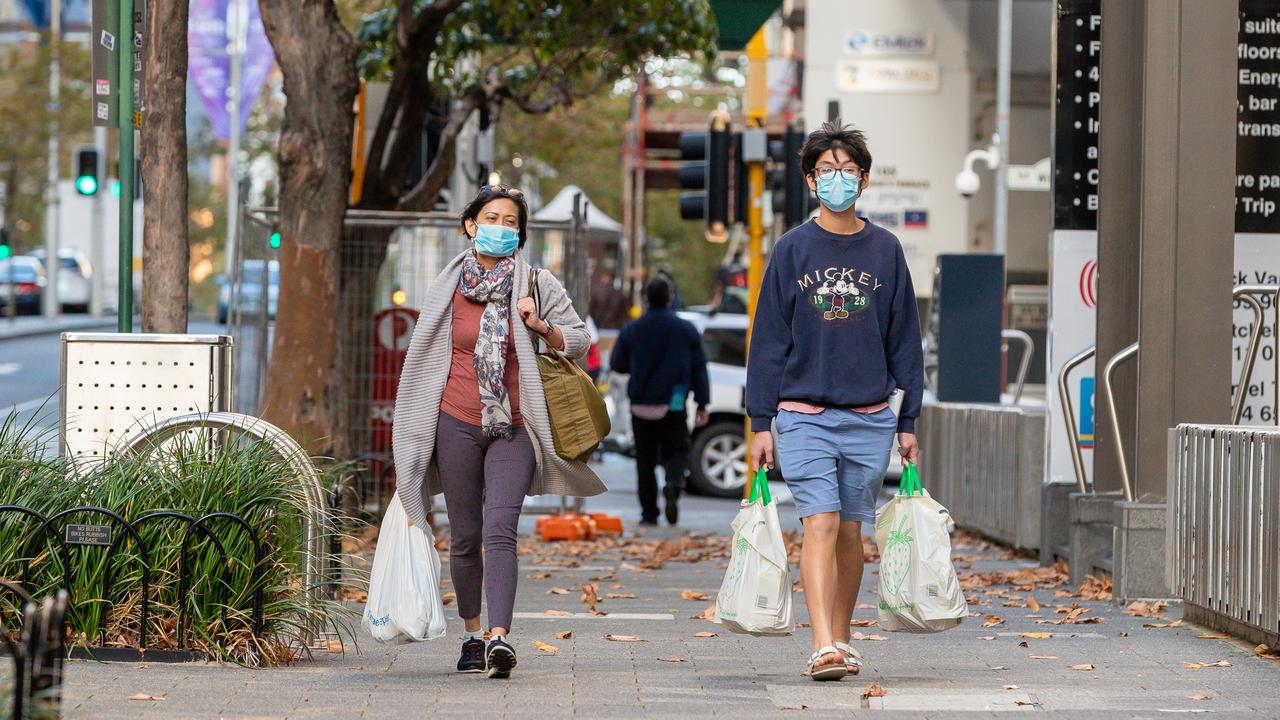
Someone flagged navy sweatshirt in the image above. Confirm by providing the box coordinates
[610,308,711,410]
[746,219,923,433]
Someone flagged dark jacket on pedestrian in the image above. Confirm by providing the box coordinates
[610,308,710,410]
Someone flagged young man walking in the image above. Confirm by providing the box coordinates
[610,277,710,525]
[746,120,923,681]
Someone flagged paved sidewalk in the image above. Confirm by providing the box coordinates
[0,315,113,341]
[63,458,1280,718]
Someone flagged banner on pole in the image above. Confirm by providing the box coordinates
[189,0,276,141]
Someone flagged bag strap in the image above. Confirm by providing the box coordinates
[899,461,922,497]
[748,467,773,506]
[527,266,543,315]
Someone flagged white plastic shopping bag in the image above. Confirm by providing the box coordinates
[874,463,966,633]
[363,493,448,643]
[715,469,794,636]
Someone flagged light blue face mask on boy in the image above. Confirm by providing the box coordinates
[473,224,520,257]
[815,171,861,212]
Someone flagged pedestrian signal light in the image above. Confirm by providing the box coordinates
[74,146,101,196]
[268,229,282,249]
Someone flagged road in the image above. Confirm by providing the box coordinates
[0,321,224,435]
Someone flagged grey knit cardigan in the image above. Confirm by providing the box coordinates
[392,250,608,529]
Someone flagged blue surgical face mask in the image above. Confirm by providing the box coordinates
[472,223,520,257]
[815,171,860,213]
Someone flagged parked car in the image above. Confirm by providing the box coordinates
[26,249,92,312]
[0,257,47,316]
[218,259,279,323]
[604,311,903,498]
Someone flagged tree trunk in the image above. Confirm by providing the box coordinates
[139,0,190,333]
[257,0,359,454]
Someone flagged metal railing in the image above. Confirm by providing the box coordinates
[919,403,1046,550]
[1057,344,1096,493]
[0,584,67,720]
[1100,342,1139,502]
[123,412,330,646]
[1231,285,1275,424]
[1168,424,1280,645]
[1002,328,1034,404]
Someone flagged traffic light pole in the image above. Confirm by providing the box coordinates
[42,0,61,320]
[743,27,768,496]
[117,0,135,332]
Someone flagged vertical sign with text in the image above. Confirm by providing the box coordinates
[1047,1,1101,488]
[1233,0,1280,427]
[1052,0,1101,231]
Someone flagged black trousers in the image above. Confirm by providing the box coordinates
[632,410,690,521]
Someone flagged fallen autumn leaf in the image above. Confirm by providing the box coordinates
[1072,664,1095,671]
[693,631,717,638]
[657,657,688,663]
[861,682,887,699]
[982,615,1005,628]
[554,630,573,640]
[533,640,559,654]
[1020,632,1053,639]
[681,589,710,601]
[127,694,164,702]
[604,634,645,642]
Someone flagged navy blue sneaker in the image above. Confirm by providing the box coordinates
[485,636,517,679]
[457,637,485,673]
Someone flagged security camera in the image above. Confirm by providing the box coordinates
[955,169,981,198]
[956,142,1000,199]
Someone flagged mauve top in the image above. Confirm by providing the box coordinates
[440,288,523,427]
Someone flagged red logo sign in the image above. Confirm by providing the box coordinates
[1079,260,1097,308]
[371,307,419,452]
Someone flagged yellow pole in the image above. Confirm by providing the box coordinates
[744,27,768,499]
[350,80,367,205]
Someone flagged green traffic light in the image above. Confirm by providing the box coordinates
[112,181,120,197]
[0,245,10,260]
[76,175,98,196]
[269,231,282,249]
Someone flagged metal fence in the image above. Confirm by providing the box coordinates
[1167,424,1280,646]
[0,584,67,720]
[229,208,583,481]
[918,403,1047,551]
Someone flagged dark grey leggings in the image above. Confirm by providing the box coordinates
[435,412,536,632]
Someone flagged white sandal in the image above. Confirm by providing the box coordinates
[805,646,848,681]
[834,642,863,675]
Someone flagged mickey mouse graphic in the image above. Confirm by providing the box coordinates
[831,279,860,319]
[811,276,867,320]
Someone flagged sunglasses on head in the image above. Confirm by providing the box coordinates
[481,184,524,199]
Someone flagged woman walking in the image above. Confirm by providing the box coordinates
[393,185,606,679]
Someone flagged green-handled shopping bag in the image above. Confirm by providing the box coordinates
[714,469,794,635]
[873,462,966,633]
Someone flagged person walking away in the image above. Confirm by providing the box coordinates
[393,184,606,679]
[609,277,710,526]
[589,270,631,331]
[745,120,923,681]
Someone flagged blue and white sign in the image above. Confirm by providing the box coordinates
[844,29,935,57]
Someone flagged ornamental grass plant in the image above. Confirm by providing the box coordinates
[0,411,359,665]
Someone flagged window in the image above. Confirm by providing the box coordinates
[703,327,746,367]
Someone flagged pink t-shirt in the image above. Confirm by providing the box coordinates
[440,289,523,427]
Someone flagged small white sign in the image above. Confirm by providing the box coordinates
[1008,158,1052,191]
[845,29,934,57]
[837,59,940,94]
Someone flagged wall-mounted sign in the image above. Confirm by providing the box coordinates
[844,29,935,57]
[836,59,940,94]
[1236,0,1280,233]
[1052,0,1101,230]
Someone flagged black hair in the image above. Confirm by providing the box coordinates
[644,276,671,308]
[799,119,872,177]
[460,185,530,248]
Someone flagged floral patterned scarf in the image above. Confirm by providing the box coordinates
[457,250,516,439]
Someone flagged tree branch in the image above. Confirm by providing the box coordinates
[395,0,414,48]
[396,89,483,212]
[408,0,465,46]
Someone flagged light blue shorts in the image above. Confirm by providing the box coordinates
[775,406,897,523]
